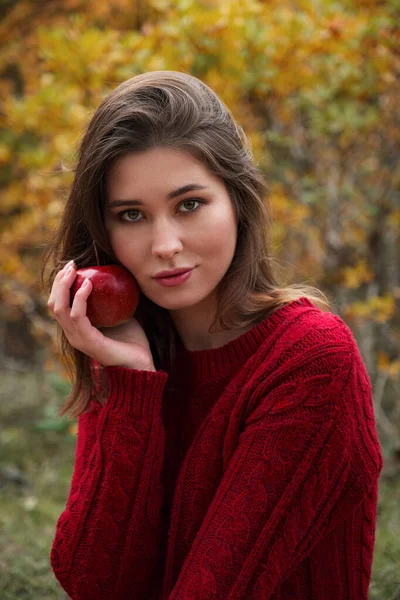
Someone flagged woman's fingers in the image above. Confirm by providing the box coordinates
[49,268,99,354]
[52,263,77,318]
[46,265,153,368]
[69,278,92,322]
[47,260,75,310]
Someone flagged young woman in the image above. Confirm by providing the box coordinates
[43,70,383,599]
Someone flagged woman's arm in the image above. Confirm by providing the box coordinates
[64,397,101,504]
[50,366,169,600]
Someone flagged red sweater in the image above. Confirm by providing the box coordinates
[50,297,383,599]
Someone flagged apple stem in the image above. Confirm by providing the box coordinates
[93,240,100,266]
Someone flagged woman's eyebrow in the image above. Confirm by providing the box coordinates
[108,183,209,208]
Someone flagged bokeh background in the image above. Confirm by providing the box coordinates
[0,0,399,598]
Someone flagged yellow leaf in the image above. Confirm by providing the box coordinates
[341,261,374,288]
[68,423,78,436]
[0,144,11,164]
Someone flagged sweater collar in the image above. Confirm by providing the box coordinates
[173,297,315,383]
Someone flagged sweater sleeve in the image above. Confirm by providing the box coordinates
[167,347,383,599]
[65,359,107,501]
[50,365,169,600]
[64,397,101,504]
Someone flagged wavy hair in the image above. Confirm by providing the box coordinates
[41,70,330,418]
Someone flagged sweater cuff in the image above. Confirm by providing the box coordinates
[102,365,169,418]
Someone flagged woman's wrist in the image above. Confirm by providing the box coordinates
[119,361,156,372]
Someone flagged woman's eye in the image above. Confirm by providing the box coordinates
[118,198,204,223]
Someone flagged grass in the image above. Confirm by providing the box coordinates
[0,368,399,599]
[0,369,73,599]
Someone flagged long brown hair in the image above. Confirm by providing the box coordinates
[41,70,330,419]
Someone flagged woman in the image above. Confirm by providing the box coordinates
[43,70,383,599]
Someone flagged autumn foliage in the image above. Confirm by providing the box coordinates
[0,0,399,439]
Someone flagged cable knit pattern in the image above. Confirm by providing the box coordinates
[50,297,383,599]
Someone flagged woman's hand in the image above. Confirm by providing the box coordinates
[47,260,155,371]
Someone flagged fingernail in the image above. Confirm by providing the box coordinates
[65,260,75,269]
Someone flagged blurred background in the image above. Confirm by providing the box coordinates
[0,0,399,598]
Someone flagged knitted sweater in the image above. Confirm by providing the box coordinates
[50,297,383,599]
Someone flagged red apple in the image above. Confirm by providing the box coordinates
[70,265,140,328]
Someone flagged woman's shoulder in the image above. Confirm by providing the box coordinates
[281,298,360,354]
[247,300,372,417]
[255,297,365,378]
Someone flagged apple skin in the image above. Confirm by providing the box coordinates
[70,265,140,328]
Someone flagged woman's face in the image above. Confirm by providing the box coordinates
[103,146,238,314]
